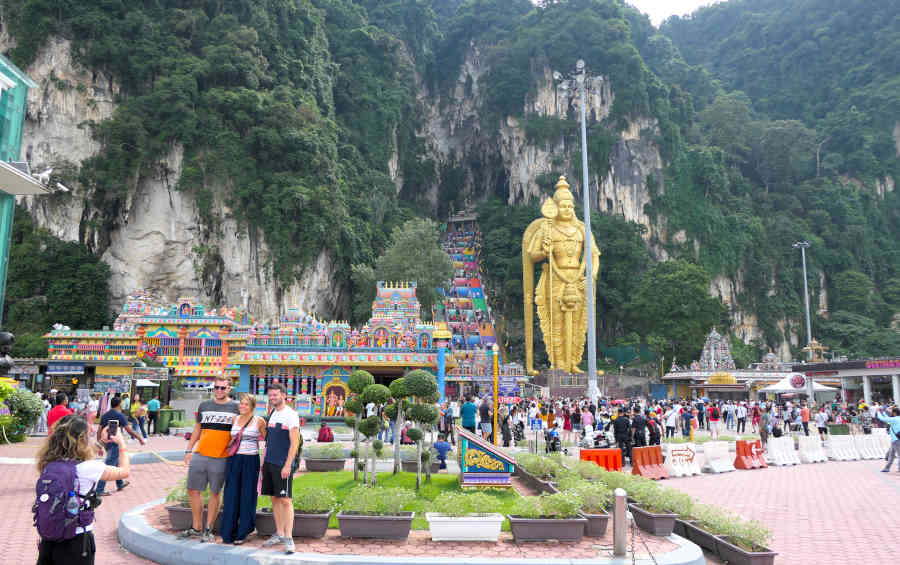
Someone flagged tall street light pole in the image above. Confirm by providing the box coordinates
[793,241,816,403]
[576,60,599,402]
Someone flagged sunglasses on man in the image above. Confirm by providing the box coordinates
[214,385,229,391]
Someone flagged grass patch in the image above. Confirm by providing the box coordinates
[258,471,521,530]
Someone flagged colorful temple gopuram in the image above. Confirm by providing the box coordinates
[43,282,459,417]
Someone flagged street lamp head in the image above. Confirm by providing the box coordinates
[792,241,810,249]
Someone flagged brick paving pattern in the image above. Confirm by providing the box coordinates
[5,432,898,564]
[666,459,900,565]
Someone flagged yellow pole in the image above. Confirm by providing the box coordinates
[493,344,499,445]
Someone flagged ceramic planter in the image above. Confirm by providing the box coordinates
[304,458,347,472]
[673,518,690,537]
[715,536,777,565]
[507,515,587,542]
[401,460,442,474]
[628,504,677,537]
[166,504,221,533]
[425,513,505,541]
[255,508,330,537]
[580,511,610,537]
[682,520,718,553]
[337,512,414,539]
[513,467,559,494]
[254,509,277,536]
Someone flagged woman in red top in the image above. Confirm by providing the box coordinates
[562,408,573,442]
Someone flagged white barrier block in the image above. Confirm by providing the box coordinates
[854,435,883,460]
[827,435,860,460]
[765,436,800,466]
[872,428,892,452]
[701,441,735,473]
[798,436,827,463]
[664,443,701,476]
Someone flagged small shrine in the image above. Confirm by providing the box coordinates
[692,328,736,371]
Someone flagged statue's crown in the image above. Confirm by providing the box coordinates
[553,175,574,203]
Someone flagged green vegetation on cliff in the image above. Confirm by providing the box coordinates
[4,206,111,357]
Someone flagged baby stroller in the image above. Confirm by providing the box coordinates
[513,421,526,443]
[544,427,562,453]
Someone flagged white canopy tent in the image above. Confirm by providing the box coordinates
[758,375,836,394]
[135,379,160,387]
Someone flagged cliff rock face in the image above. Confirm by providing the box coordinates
[16,39,345,321]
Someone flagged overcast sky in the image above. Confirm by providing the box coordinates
[626,0,722,26]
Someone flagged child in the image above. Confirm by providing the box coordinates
[433,433,453,470]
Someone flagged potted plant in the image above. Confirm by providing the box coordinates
[337,485,415,539]
[165,480,219,532]
[514,453,561,494]
[508,491,587,542]
[680,503,730,554]
[570,481,611,537]
[627,482,690,537]
[400,445,440,474]
[714,519,777,565]
[303,444,348,472]
[425,492,505,541]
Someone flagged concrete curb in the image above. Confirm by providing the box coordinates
[119,499,704,565]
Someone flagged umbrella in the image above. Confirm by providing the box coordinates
[700,397,710,402]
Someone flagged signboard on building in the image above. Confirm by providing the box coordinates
[132,367,169,381]
[47,362,84,375]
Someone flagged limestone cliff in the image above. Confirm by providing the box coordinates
[15,38,346,322]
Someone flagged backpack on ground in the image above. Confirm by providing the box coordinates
[33,461,97,541]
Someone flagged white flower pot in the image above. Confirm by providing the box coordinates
[425,513,505,541]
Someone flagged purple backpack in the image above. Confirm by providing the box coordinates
[33,461,95,541]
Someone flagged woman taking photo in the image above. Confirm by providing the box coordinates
[35,415,130,565]
[220,393,266,544]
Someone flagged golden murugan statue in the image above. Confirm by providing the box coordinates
[522,176,600,375]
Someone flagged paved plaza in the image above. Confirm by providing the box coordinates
[2,435,899,564]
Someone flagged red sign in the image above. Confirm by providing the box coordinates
[866,360,900,369]
[790,374,807,389]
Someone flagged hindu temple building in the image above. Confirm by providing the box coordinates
[39,282,465,417]
[662,329,844,401]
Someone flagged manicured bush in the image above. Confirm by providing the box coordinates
[292,486,336,513]
[341,485,415,516]
[304,444,347,460]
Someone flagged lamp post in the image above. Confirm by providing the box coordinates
[553,63,600,400]
[575,60,600,403]
[492,343,499,445]
[793,241,816,403]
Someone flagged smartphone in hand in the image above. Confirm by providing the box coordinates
[108,420,119,437]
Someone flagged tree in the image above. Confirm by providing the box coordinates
[387,377,408,474]
[625,260,726,364]
[346,370,375,482]
[402,369,439,489]
[375,218,453,319]
[359,383,390,485]
[832,270,875,316]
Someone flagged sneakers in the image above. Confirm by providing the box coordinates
[882,468,890,472]
[284,537,295,554]
[200,529,214,543]
[117,480,130,491]
[178,528,202,539]
[262,534,283,547]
